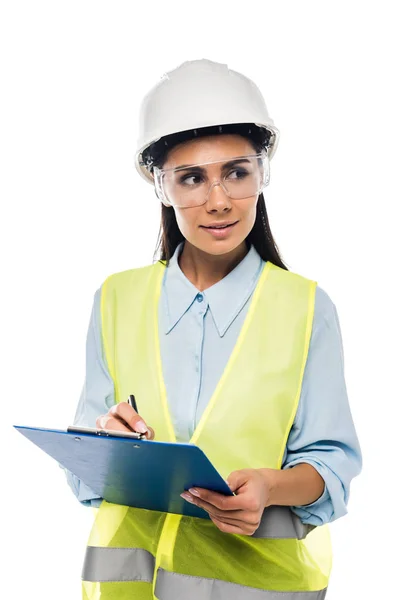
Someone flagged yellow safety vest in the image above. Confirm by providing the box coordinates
[82,259,332,600]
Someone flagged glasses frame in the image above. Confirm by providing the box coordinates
[153,151,270,208]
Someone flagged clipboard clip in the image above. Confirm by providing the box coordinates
[67,425,146,440]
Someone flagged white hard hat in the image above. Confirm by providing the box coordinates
[135,59,280,184]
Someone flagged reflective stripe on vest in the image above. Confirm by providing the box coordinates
[252,506,315,540]
[82,550,328,598]
[155,568,328,600]
[82,546,154,582]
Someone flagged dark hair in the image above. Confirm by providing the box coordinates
[141,123,288,270]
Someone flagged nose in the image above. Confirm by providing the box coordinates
[205,182,232,211]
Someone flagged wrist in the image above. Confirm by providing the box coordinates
[257,468,279,508]
[258,464,325,508]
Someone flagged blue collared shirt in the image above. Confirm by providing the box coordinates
[63,242,362,526]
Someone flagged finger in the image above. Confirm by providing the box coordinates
[210,515,256,535]
[209,515,252,535]
[181,494,258,525]
[206,507,258,530]
[144,426,155,440]
[227,470,251,493]
[97,415,136,433]
[113,417,155,439]
[97,412,155,439]
[97,412,134,431]
[187,487,246,511]
[109,403,149,434]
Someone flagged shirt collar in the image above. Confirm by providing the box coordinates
[163,241,264,337]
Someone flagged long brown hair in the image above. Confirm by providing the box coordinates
[141,123,288,270]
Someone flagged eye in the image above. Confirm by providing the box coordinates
[226,168,249,180]
[179,173,204,186]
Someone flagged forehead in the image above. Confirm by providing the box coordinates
[163,134,255,169]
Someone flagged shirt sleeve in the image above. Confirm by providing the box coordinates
[60,286,115,508]
[281,285,362,526]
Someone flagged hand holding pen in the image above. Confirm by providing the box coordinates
[95,394,155,440]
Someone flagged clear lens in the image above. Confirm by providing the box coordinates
[154,153,269,208]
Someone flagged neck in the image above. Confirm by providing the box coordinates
[178,241,249,291]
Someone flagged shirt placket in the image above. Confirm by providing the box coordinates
[190,292,208,436]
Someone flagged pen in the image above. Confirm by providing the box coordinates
[127,394,151,438]
[127,394,138,413]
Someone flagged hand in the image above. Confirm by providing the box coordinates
[96,403,155,440]
[180,468,274,535]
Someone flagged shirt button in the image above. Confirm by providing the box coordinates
[196,293,204,302]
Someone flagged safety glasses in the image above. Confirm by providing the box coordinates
[153,152,270,208]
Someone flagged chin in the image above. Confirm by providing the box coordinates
[194,237,247,256]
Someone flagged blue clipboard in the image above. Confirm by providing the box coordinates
[14,425,234,519]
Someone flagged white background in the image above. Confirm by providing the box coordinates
[2,1,399,598]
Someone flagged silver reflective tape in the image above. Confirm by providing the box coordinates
[155,568,327,600]
[252,506,316,540]
[82,546,155,582]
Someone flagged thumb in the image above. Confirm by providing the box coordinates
[226,470,249,493]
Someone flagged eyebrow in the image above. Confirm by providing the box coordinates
[174,158,252,172]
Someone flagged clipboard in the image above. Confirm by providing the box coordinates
[14,425,234,519]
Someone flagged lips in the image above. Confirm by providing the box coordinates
[200,221,239,239]
[201,221,238,229]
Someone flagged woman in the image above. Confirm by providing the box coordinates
[66,59,362,599]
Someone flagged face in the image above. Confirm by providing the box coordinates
[159,135,260,257]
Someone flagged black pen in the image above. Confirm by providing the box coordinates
[127,394,138,413]
[127,394,148,438]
